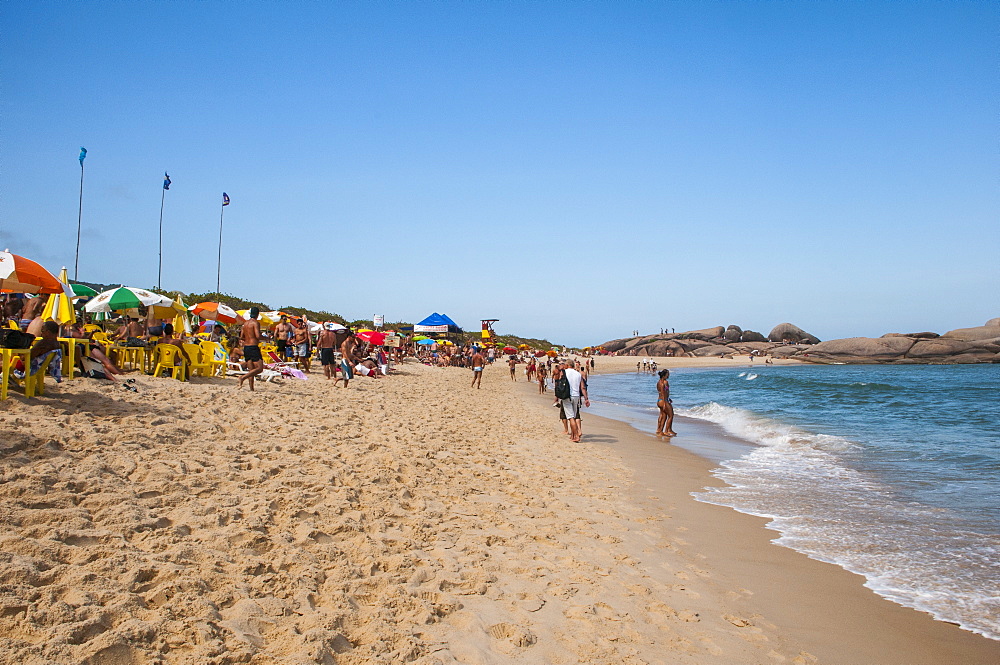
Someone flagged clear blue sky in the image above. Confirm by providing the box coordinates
[3,1,996,346]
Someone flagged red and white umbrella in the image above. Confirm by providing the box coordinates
[189,301,240,324]
[0,250,68,295]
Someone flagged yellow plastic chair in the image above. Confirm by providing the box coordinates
[24,352,57,397]
[152,344,187,381]
[183,343,211,377]
[203,342,228,377]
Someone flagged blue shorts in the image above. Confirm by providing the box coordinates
[340,360,354,379]
[473,367,483,372]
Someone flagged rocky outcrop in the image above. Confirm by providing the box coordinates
[598,317,999,364]
[800,337,915,362]
[768,323,820,344]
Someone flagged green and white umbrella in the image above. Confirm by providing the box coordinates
[84,286,175,313]
[70,283,98,298]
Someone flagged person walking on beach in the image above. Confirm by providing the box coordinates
[508,355,517,381]
[471,348,485,389]
[537,362,547,394]
[238,308,264,391]
[656,369,676,437]
[561,360,589,443]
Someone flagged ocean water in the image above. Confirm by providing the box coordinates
[585,364,1000,640]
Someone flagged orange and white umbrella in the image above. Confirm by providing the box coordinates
[0,250,68,294]
[189,301,239,324]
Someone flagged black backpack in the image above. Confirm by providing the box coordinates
[0,328,35,349]
[554,373,571,399]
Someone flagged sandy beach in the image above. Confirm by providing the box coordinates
[2,358,998,664]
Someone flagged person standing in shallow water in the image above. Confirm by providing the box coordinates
[656,368,676,437]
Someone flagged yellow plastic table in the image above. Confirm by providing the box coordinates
[58,337,92,380]
[0,348,31,400]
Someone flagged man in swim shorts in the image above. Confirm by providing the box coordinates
[471,348,485,389]
[238,307,264,391]
[274,315,293,360]
[291,318,310,373]
[316,323,338,380]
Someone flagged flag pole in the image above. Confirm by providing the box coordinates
[74,148,86,281]
[157,186,166,289]
[216,200,225,296]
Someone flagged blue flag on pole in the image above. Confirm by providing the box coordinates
[79,147,87,165]
[222,192,230,206]
[163,172,171,190]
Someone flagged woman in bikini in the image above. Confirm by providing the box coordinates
[656,369,676,438]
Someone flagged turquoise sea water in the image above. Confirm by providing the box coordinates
[585,364,1000,640]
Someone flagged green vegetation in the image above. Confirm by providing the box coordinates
[79,280,564,347]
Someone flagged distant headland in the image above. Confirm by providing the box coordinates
[598,319,1000,364]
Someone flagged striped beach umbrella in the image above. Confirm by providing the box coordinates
[0,250,67,294]
[190,302,240,324]
[84,286,175,313]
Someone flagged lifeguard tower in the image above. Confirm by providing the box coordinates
[481,319,499,346]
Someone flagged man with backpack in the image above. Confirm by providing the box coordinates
[555,360,589,443]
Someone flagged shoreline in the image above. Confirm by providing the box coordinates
[515,358,1000,662]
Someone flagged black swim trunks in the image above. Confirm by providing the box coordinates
[276,339,287,354]
[319,348,334,365]
[244,345,263,362]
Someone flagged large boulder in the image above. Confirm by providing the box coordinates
[768,323,820,344]
[943,325,1000,341]
[740,330,767,342]
[640,339,689,357]
[673,338,714,352]
[986,318,1000,328]
[677,326,726,341]
[728,341,777,353]
[723,325,743,342]
[600,338,631,353]
[806,336,914,360]
[771,345,810,358]
[907,339,978,358]
[882,332,940,339]
[690,345,732,357]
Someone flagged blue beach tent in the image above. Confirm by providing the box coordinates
[414,312,462,333]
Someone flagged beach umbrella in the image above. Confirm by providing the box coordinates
[502,346,517,354]
[0,250,68,294]
[70,283,98,298]
[518,344,530,350]
[357,330,386,345]
[171,294,191,334]
[324,322,347,332]
[190,301,240,324]
[40,267,77,326]
[238,309,277,326]
[534,350,547,357]
[417,338,435,345]
[85,286,175,313]
[412,335,429,341]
